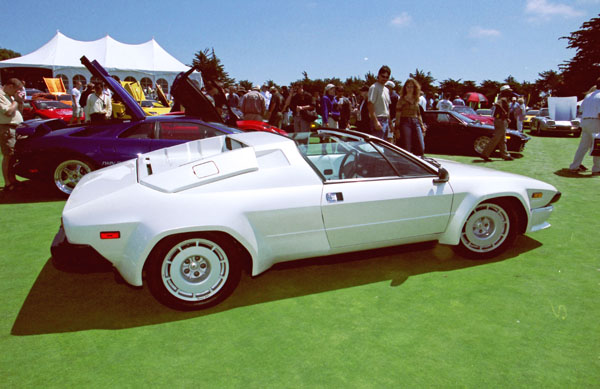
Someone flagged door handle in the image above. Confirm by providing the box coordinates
[326,192,344,203]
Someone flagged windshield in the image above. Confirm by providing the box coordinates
[526,110,538,116]
[453,106,476,115]
[539,108,549,116]
[453,112,476,124]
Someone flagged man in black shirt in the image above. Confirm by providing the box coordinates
[289,84,315,132]
[481,85,514,161]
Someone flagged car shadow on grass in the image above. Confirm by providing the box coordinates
[11,236,542,335]
[0,179,65,204]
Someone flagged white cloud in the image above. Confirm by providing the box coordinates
[469,26,501,38]
[391,12,411,27]
[525,0,585,19]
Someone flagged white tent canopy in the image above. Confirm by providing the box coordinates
[0,31,200,93]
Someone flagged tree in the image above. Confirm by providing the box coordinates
[559,14,600,96]
[0,48,20,61]
[438,78,463,99]
[191,48,235,86]
[238,80,253,92]
[410,68,436,96]
[478,80,500,104]
[536,70,563,97]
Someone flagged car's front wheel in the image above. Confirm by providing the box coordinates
[473,136,491,155]
[147,233,242,310]
[52,158,94,196]
[455,200,518,259]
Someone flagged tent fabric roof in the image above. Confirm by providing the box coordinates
[0,31,190,72]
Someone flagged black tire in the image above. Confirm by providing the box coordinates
[51,157,95,196]
[455,200,518,259]
[146,233,242,310]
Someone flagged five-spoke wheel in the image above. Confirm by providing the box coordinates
[53,159,94,196]
[473,136,491,155]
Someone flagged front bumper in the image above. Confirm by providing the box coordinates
[51,225,108,264]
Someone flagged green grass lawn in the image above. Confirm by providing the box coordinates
[1,134,599,387]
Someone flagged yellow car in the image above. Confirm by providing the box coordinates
[113,81,171,118]
[523,109,539,131]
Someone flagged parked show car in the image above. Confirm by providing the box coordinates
[422,110,530,155]
[531,107,581,137]
[112,80,171,118]
[476,108,492,117]
[52,128,560,310]
[31,92,73,106]
[14,56,243,196]
[452,106,494,125]
[522,110,539,130]
[22,99,78,121]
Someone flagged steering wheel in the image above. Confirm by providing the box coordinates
[339,149,359,179]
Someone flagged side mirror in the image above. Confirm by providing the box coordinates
[433,167,449,184]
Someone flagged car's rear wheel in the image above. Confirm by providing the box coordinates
[147,233,241,310]
[473,136,491,155]
[455,200,518,259]
[52,158,94,196]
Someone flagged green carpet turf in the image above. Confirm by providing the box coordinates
[1,133,599,387]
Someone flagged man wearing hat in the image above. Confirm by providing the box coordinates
[240,85,266,121]
[385,80,399,133]
[568,77,600,175]
[480,85,514,161]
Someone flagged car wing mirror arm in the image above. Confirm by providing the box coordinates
[433,167,449,184]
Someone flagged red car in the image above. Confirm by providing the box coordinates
[22,99,78,121]
[235,119,287,135]
[452,106,494,125]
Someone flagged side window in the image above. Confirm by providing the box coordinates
[448,114,461,124]
[119,123,155,139]
[373,143,433,177]
[158,122,224,140]
[437,113,450,123]
[299,133,397,180]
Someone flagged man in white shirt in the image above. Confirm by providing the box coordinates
[368,65,392,139]
[568,77,600,175]
[85,83,112,123]
[70,81,83,124]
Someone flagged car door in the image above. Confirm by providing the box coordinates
[314,135,453,248]
[423,112,457,149]
[96,122,154,167]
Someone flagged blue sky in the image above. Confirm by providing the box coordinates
[2,0,598,86]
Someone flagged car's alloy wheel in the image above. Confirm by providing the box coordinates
[147,234,241,310]
[53,159,93,195]
[473,136,491,155]
[456,201,517,259]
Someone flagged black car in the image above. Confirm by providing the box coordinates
[422,110,530,155]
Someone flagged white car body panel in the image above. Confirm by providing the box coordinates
[59,131,559,288]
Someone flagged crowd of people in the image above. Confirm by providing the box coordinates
[2,68,600,193]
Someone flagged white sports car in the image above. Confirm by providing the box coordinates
[51,129,561,310]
